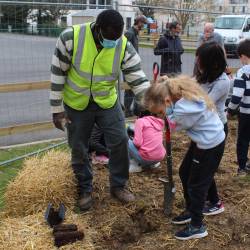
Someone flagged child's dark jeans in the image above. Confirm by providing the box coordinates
[179,140,225,227]
[237,113,250,170]
[128,139,159,167]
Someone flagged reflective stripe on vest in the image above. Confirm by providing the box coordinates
[67,78,90,96]
[67,78,109,97]
[63,23,127,110]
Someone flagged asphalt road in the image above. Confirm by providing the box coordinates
[0,33,242,146]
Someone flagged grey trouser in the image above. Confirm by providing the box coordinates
[64,100,129,195]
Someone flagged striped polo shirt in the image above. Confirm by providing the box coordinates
[228,65,250,114]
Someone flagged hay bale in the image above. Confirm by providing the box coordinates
[4,150,77,217]
[0,212,95,250]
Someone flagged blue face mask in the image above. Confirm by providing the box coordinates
[166,104,174,116]
[100,30,119,49]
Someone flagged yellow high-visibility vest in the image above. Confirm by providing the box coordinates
[63,23,127,110]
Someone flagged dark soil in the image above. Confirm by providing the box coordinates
[79,120,250,250]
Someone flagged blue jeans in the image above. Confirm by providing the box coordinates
[128,139,158,168]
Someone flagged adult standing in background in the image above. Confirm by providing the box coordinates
[197,23,224,49]
[124,15,148,117]
[194,22,225,76]
[125,15,148,53]
[154,21,184,76]
[50,10,150,211]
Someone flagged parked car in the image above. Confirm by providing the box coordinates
[214,15,250,56]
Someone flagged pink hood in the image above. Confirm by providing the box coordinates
[142,116,165,131]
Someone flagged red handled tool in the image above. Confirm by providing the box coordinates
[159,118,175,216]
[153,62,160,83]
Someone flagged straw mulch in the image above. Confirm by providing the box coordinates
[1,120,250,249]
[4,150,77,217]
[0,211,96,250]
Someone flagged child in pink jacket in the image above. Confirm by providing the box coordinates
[128,114,166,173]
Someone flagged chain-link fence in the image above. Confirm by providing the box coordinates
[0,1,243,150]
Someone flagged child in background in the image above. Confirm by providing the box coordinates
[195,42,230,136]
[128,112,166,173]
[228,39,250,176]
[195,42,229,216]
[89,124,109,165]
[144,75,225,240]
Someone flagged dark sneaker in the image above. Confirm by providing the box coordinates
[203,200,225,216]
[78,193,93,211]
[237,169,247,177]
[111,188,135,204]
[172,210,191,225]
[245,164,250,172]
[175,224,208,240]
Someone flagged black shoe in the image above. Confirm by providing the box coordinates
[175,224,208,240]
[172,210,191,225]
[78,193,93,211]
[245,164,250,172]
[203,200,225,216]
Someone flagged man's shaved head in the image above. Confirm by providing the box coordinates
[204,22,214,39]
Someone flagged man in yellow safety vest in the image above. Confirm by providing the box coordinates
[50,9,150,211]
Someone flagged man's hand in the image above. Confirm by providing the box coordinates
[227,107,239,120]
[52,112,70,131]
[226,111,232,120]
[133,99,146,117]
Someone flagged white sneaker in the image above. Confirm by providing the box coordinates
[152,162,161,169]
[129,159,142,173]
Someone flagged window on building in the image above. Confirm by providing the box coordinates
[243,6,246,13]
[219,6,222,11]
[75,0,87,10]
[98,0,105,9]
[90,0,97,9]
[232,6,235,13]
[230,0,248,3]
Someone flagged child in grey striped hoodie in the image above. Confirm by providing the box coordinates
[228,39,250,176]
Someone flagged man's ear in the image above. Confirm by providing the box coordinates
[94,23,100,32]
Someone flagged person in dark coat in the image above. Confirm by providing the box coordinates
[125,15,148,53]
[124,15,148,117]
[154,21,184,76]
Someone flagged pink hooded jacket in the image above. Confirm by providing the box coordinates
[133,116,166,161]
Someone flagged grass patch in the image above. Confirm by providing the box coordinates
[243,174,250,182]
[0,141,68,209]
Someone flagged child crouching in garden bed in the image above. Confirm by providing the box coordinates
[128,110,166,173]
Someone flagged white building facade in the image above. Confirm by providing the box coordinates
[67,0,136,30]
[218,0,250,13]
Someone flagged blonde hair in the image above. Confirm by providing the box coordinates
[144,75,215,110]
